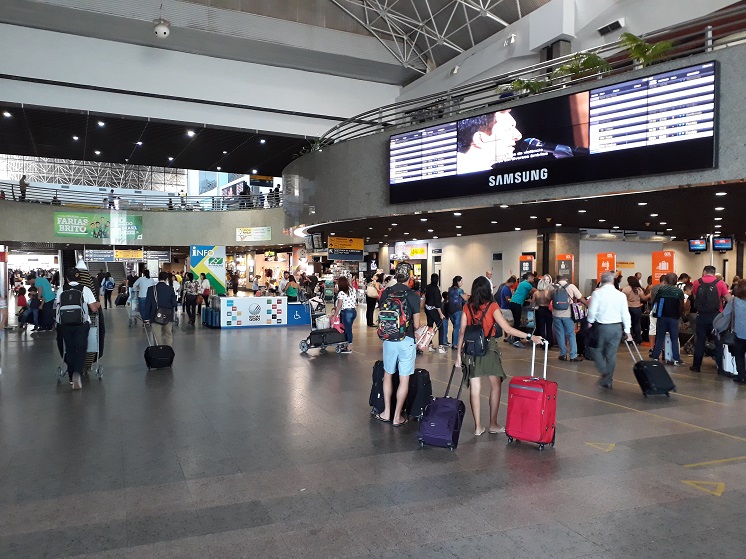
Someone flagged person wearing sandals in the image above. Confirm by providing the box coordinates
[455,276,544,436]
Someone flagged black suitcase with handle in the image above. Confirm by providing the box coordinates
[626,341,676,397]
[144,323,174,370]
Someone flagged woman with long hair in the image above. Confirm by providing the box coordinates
[622,275,650,344]
[531,274,554,349]
[719,280,746,384]
[455,277,544,436]
[365,273,382,327]
[424,273,447,353]
[331,275,357,353]
[447,276,469,349]
[284,274,300,302]
[183,272,199,326]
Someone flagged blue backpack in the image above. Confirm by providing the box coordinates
[447,287,464,314]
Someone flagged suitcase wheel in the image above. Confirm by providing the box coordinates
[419,441,425,448]
[538,444,545,451]
[507,436,514,444]
[335,345,343,354]
[299,340,309,353]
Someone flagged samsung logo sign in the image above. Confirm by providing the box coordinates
[489,168,548,187]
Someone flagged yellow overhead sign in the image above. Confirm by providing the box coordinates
[327,237,364,250]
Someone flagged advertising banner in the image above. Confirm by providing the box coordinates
[519,255,534,277]
[596,253,616,282]
[115,249,144,261]
[190,246,227,295]
[393,242,428,260]
[54,212,143,243]
[556,253,574,283]
[328,236,364,262]
[652,251,675,283]
[236,227,272,242]
[221,297,287,328]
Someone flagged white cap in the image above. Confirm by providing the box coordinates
[75,259,88,270]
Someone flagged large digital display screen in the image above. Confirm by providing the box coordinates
[390,62,717,203]
[713,237,733,251]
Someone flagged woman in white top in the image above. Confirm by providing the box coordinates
[331,276,357,353]
[365,273,382,327]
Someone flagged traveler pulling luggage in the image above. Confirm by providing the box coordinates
[144,322,175,370]
[626,340,676,397]
[417,365,467,451]
[505,340,557,450]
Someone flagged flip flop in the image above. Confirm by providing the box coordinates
[374,414,391,423]
[489,426,506,434]
[392,417,409,427]
[474,428,486,436]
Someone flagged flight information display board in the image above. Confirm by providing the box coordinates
[389,62,718,204]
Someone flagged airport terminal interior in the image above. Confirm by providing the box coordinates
[1,1,746,558]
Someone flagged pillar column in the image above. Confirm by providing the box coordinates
[536,228,581,284]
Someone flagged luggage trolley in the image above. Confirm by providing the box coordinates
[55,314,104,383]
[128,294,142,327]
[298,297,347,354]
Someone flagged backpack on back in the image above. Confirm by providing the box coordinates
[447,287,464,315]
[695,279,721,314]
[494,283,505,304]
[551,284,571,311]
[58,284,87,326]
[104,279,115,291]
[463,303,498,356]
[377,288,413,341]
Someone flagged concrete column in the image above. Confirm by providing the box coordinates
[536,228,581,283]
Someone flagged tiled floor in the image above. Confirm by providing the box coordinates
[1,308,745,558]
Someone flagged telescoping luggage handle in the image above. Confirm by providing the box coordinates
[444,364,467,401]
[529,339,550,380]
[624,339,644,363]
[144,321,159,347]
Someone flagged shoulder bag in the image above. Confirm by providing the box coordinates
[721,300,737,347]
[153,285,174,325]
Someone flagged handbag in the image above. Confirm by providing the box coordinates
[153,286,173,325]
[571,302,586,322]
[196,294,204,305]
[721,301,737,347]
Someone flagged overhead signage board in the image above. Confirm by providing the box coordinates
[236,226,272,242]
[115,249,144,261]
[84,249,115,262]
[54,212,143,244]
[144,250,170,262]
[190,245,227,294]
[597,252,616,282]
[652,251,675,283]
[328,237,364,262]
[394,242,428,260]
[556,253,574,283]
[389,62,717,203]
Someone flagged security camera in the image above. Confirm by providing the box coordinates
[153,18,171,38]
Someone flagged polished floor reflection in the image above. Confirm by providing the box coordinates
[1,308,745,558]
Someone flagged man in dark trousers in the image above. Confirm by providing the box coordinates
[691,265,731,373]
[56,268,100,390]
[143,271,178,347]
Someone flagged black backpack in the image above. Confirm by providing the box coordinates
[695,279,721,314]
[447,287,464,315]
[58,284,86,325]
[462,303,497,357]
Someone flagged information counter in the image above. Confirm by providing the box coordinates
[220,296,311,328]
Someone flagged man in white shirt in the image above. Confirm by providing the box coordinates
[279,271,290,294]
[485,270,495,294]
[133,270,156,321]
[587,271,633,389]
[551,274,587,362]
[56,268,100,390]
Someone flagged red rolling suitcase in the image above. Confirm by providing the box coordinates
[505,341,557,450]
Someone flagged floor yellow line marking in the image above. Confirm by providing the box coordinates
[684,455,746,468]
[681,480,725,496]
[516,359,729,406]
[556,388,746,443]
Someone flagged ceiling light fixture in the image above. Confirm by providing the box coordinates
[714,225,722,228]
[168,157,174,161]
[457,233,462,237]
[612,226,620,229]
[666,228,672,231]
[433,236,438,239]
[216,167,221,171]
[187,130,195,137]
[252,169,257,174]
[530,216,537,219]
[222,150,227,154]
[499,204,509,208]
[2,111,11,118]
[515,227,521,231]
[369,227,373,230]
[97,121,105,127]
[650,213,658,217]
[404,232,409,235]
[391,223,397,226]
[578,210,587,213]
[598,219,606,222]
[260,139,266,144]
[715,217,722,221]
[136,141,142,146]
[456,225,462,229]
[453,212,461,216]
[94,150,101,155]
[330,233,336,235]
[72,136,79,141]
[420,218,427,222]
[491,221,497,224]
[637,202,647,206]
[556,223,562,227]
[715,207,725,211]
[427,229,434,233]
[660,222,667,225]
[716,192,727,196]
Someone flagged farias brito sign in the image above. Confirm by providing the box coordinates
[54,212,143,244]
[190,245,226,295]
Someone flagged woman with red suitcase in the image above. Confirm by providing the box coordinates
[455,276,544,436]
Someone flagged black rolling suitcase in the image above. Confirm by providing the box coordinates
[626,340,676,397]
[115,292,129,306]
[144,323,175,370]
[310,327,347,347]
[369,360,398,415]
[406,368,433,420]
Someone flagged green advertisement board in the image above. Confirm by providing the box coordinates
[54,212,143,244]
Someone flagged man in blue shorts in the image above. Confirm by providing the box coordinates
[377,262,421,427]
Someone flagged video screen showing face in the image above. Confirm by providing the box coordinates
[456,92,590,175]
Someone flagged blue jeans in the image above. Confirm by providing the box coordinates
[440,315,449,346]
[139,298,148,321]
[653,316,681,361]
[340,308,357,344]
[22,308,39,326]
[449,310,462,347]
[554,316,578,359]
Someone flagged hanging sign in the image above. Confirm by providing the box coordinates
[519,255,534,277]
[328,237,364,261]
[190,245,227,294]
[236,227,272,242]
[596,252,616,282]
[652,251,675,283]
[83,249,115,262]
[556,253,574,283]
[114,249,144,261]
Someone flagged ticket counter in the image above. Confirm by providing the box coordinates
[220,296,311,328]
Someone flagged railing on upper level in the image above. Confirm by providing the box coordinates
[312,4,746,149]
[0,182,284,212]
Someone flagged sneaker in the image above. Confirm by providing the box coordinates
[429,347,438,352]
[673,360,685,366]
[72,372,82,390]
[438,347,447,354]
[340,347,352,354]
[512,340,525,349]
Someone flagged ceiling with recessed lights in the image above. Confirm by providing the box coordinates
[306,182,746,243]
[0,104,314,176]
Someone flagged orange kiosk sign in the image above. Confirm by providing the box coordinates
[652,251,675,283]
[519,255,534,277]
[557,253,575,283]
[596,253,616,282]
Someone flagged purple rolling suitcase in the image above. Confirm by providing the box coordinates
[417,365,467,451]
